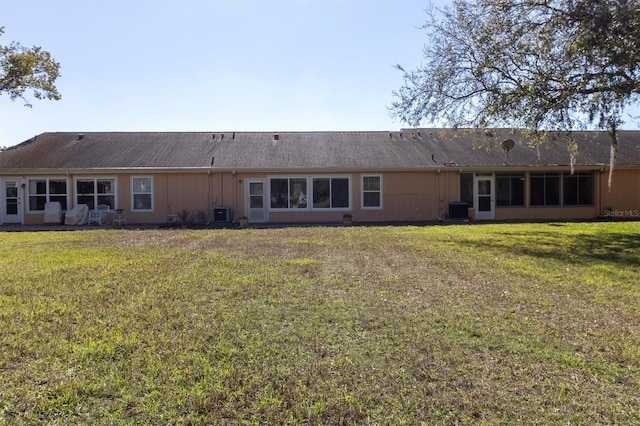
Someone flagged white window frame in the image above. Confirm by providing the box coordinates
[74,177,117,210]
[310,175,352,211]
[361,174,383,210]
[131,176,154,212]
[268,175,352,212]
[269,176,309,210]
[26,177,70,213]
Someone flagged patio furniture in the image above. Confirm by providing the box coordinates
[64,204,89,225]
[112,211,127,227]
[88,204,110,225]
[43,202,63,225]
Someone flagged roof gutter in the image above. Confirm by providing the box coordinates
[0,167,221,175]
[446,165,616,173]
[0,166,448,175]
[1,165,638,176]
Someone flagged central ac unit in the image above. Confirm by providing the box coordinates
[212,207,232,223]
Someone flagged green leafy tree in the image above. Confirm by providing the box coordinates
[0,26,61,107]
[391,0,640,188]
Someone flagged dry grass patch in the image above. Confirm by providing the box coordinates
[0,222,639,424]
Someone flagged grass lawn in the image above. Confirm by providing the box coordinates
[1,221,639,424]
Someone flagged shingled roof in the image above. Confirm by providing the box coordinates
[1,129,638,171]
[423,129,640,168]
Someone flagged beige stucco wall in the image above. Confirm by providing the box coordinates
[599,169,640,217]
[18,172,236,225]
[123,172,238,224]
[234,171,443,223]
[354,171,441,223]
[470,169,638,221]
[7,167,640,226]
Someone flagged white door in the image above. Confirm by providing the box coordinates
[474,175,495,220]
[246,179,267,223]
[1,179,23,224]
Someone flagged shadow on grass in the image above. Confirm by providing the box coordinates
[458,227,640,268]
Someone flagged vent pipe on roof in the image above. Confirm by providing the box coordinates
[220,134,224,140]
[212,133,216,140]
[389,132,393,139]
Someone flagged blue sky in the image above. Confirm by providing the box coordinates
[3,1,638,148]
[1,0,447,146]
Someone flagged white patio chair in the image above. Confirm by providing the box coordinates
[88,204,109,225]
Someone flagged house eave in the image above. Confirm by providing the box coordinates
[1,164,637,176]
[210,166,444,173]
[444,164,614,172]
[0,167,219,175]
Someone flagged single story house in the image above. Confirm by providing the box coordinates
[0,129,639,226]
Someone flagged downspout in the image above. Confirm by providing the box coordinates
[444,168,449,221]
[208,157,215,224]
[66,169,74,210]
[166,173,170,219]
[207,168,212,224]
[233,170,237,219]
[597,168,603,217]
[436,168,443,221]
[219,172,223,210]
